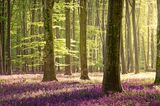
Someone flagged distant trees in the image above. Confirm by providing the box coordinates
[0,0,158,88]
[102,0,123,93]
[42,0,57,81]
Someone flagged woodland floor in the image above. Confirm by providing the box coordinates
[0,72,160,106]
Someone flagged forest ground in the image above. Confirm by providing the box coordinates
[0,72,160,106]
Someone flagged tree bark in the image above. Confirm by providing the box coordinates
[6,0,12,75]
[72,0,76,73]
[102,0,123,93]
[64,0,71,75]
[21,0,27,72]
[2,0,5,74]
[80,0,89,80]
[121,31,127,74]
[154,0,160,84]
[0,1,3,74]
[147,1,150,70]
[142,36,148,71]
[132,0,139,74]
[31,0,36,73]
[101,0,106,67]
[87,0,93,25]
[151,29,154,68]
[55,27,61,72]
[155,0,160,84]
[126,0,134,72]
[42,0,57,81]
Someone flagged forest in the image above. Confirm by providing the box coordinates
[0,0,160,105]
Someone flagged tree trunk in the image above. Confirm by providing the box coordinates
[64,0,71,75]
[38,1,43,72]
[155,0,160,84]
[42,0,57,81]
[95,0,100,71]
[151,29,154,68]
[0,1,3,74]
[142,36,148,71]
[95,0,100,27]
[87,0,93,25]
[132,0,139,74]
[16,28,20,72]
[31,0,36,73]
[147,2,150,70]
[121,30,127,74]
[72,0,76,73]
[125,20,129,72]
[101,0,105,66]
[55,27,61,72]
[2,0,5,74]
[102,0,123,93]
[126,0,134,72]
[21,0,27,72]
[6,0,12,75]
[80,0,89,80]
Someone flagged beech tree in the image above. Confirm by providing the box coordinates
[80,0,89,80]
[132,0,139,74]
[65,0,71,75]
[42,0,57,81]
[6,0,12,75]
[102,0,123,92]
[155,0,160,84]
[0,0,3,74]
[125,0,134,72]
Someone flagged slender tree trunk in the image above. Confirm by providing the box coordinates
[31,0,36,73]
[55,27,61,72]
[132,0,139,74]
[87,0,93,72]
[2,0,5,74]
[142,36,148,71]
[95,0,100,71]
[64,0,71,75]
[102,0,123,93]
[42,0,57,81]
[95,0,100,27]
[147,2,150,70]
[16,28,20,72]
[151,29,154,68]
[38,1,43,72]
[121,31,127,74]
[126,0,134,72]
[101,0,105,66]
[72,0,76,73]
[6,0,12,75]
[80,0,89,80]
[137,1,141,66]
[125,18,129,73]
[22,0,27,72]
[87,0,93,25]
[155,0,160,84]
[0,1,3,74]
